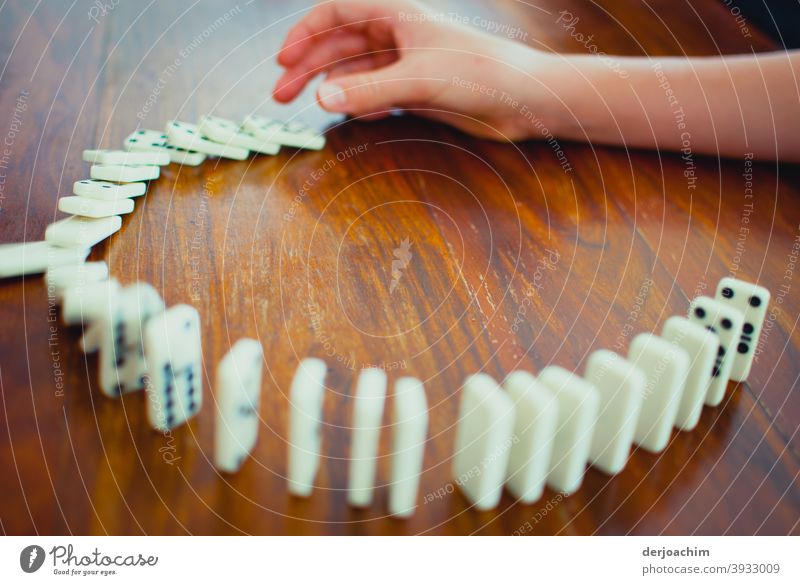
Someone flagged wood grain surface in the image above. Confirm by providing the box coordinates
[0,0,798,535]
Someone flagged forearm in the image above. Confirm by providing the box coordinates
[529,51,800,161]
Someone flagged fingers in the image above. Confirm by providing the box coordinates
[278,1,396,68]
[273,32,374,103]
[317,62,418,114]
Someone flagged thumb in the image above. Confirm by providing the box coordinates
[317,63,418,114]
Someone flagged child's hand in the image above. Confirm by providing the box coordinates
[273,0,550,140]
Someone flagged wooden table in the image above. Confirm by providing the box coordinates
[0,0,798,535]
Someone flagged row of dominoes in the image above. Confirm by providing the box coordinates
[450,278,770,510]
[0,114,324,277]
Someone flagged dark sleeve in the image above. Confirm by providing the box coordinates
[729,0,800,49]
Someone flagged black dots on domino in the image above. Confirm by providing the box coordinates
[721,318,733,330]
[694,307,706,319]
[749,295,762,307]
[738,342,749,354]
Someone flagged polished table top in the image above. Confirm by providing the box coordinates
[0,0,798,535]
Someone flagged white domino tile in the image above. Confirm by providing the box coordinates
[538,366,599,494]
[45,215,121,248]
[0,241,89,278]
[688,296,745,406]
[73,179,146,200]
[627,333,689,453]
[716,277,771,382]
[288,358,328,497]
[584,350,645,475]
[388,376,428,518]
[199,115,280,155]
[502,370,558,503]
[80,321,102,353]
[46,261,108,299]
[83,148,169,166]
[61,278,120,326]
[348,368,387,507]
[661,316,718,431]
[98,283,165,397]
[166,120,249,160]
[144,304,203,431]
[214,338,263,473]
[243,114,325,150]
[452,373,515,511]
[124,129,207,166]
[90,164,160,183]
[58,196,134,218]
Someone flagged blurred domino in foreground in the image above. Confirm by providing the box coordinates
[716,277,770,382]
[90,164,159,183]
[83,149,169,166]
[145,304,203,431]
[688,296,744,406]
[389,377,428,518]
[61,278,120,326]
[214,338,263,473]
[661,317,717,431]
[73,179,146,200]
[628,333,689,453]
[199,115,280,155]
[538,366,599,494]
[0,241,89,278]
[124,129,207,166]
[348,367,387,507]
[45,215,121,248]
[98,283,164,397]
[243,114,325,150]
[584,350,645,475]
[452,373,515,511]
[166,121,249,160]
[287,358,328,497]
[502,371,557,503]
[58,196,134,218]
[46,261,108,298]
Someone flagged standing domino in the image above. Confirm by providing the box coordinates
[288,358,328,496]
[214,339,264,473]
[58,196,134,218]
[61,278,120,326]
[348,368,387,507]
[538,366,599,494]
[627,333,690,453]
[124,129,207,166]
[243,115,325,150]
[661,316,718,430]
[716,277,771,381]
[584,350,646,475]
[502,371,558,503]
[688,296,745,406]
[389,377,428,518]
[73,180,146,200]
[0,241,89,278]
[90,164,159,183]
[452,373,515,510]
[98,283,165,397]
[165,121,249,160]
[83,149,170,166]
[145,304,203,431]
[199,115,280,155]
[45,215,122,248]
[46,261,108,299]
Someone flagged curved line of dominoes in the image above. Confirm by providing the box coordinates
[0,114,771,522]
